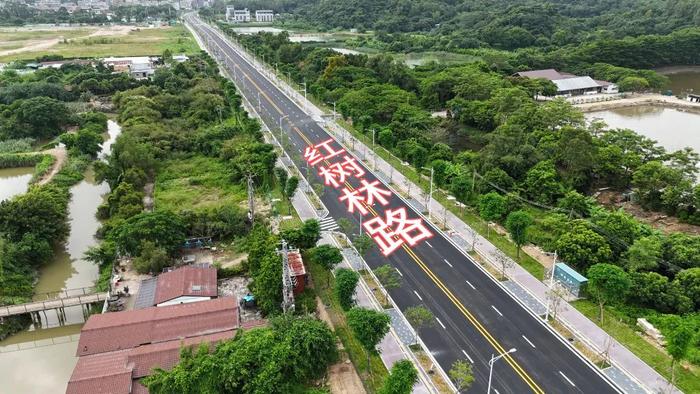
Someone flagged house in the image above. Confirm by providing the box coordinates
[288,250,308,295]
[129,62,155,80]
[227,7,251,23]
[133,264,218,309]
[67,298,264,394]
[102,56,153,72]
[255,10,274,23]
[514,68,618,97]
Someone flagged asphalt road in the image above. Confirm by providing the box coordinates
[187,15,621,394]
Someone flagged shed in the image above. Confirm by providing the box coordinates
[553,262,587,298]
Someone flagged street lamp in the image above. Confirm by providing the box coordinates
[279,115,289,147]
[487,348,516,394]
[544,250,558,322]
[421,166,434,220]
[371,128,377,170]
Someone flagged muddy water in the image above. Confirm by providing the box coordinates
[657,66,700,95]
[0,166,33,202]
[585,106,700,154]
[0,120,121,393]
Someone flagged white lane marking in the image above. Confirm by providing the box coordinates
[443,259,453,268]
[461,349,474,363]
[435,317,446,329]
[559,371,576,387]
[465,280,475,290]
[413,290,423,301]
[425,241,433,248]
[395,268,403,277]
[522,335,536,348]
[491,305,503,317]
[494,390,501,394]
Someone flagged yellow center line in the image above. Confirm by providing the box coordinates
[218,37,544,393]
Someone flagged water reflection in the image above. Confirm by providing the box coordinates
[585,106,700,154]
[0,167,33,202]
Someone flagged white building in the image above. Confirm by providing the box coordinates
[227,7,251,23]
[255,10,274,23]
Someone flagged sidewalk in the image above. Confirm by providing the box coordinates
[195,23,677,393]
[244,57,676,394]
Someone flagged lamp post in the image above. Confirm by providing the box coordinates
[421,166,434,220]
[371,128,377,170]
[487,348,517,393]
[544,250,558,322]
[279,114,289,148]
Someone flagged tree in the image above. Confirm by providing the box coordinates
[493,249,513,280]
[353,233,374,256]
[505,210,532,258]
[374,264,401,304]
[133,241,170,274]
[250,251,283,315]
[557,190,593,218]
[284,176,299,213]
[674,268,700,310]
[379,359,417,394]
[478,192,507,237]
[448,359,474,392]
[522,160,564,204]
[347,307,391,371]
[555,221,612,271]
[666,318,693,386]
[110,211,186,256]
[587,263,631,324]
[280,219,320,249]
[337,217,354,236]
[404,305,434,344]
[309,244,343,287]
[623,236,662,272]
[334,268,359,311]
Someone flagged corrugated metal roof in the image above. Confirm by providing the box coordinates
[154,265,218,305]
[553,76,600,92]
[77,297,238,357]
[133,277,157,310]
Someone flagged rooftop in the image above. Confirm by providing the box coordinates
[514,69,576,81]
[552,76,601,92]
[154,264,217,305]
[76,297,238,357]
[288,250,306,277]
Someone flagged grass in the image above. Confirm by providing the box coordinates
[573,300,700,393]
[0,25,200,62]
[155,155,246,211]
[307,259,389,392]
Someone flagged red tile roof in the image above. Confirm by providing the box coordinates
[154,265,218,305]
[76,297,238,357]
[288,250,306,277]
[67,330,236,394]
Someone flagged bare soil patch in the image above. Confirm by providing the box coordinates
[37,146,66,186]
[596,190,700,235]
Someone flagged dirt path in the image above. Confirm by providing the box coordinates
[315,297,367,394]
[0,25,135,57]
[0,38,60,57]
[575,93,700,113]
[37,146,67,186]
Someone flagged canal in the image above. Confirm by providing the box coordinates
[0,120,121,393]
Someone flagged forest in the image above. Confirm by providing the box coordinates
[219,26,700,379]
[0,4,176,25]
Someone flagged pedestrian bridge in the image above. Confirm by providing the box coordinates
[0,287,107,319]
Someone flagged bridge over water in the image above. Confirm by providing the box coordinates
[0,287,107,325]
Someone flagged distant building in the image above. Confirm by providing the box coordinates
[227,7,251,23]
[172,54,190,63]
[67,298,263,394]
[255,10,274,23]
[288,250,308,295]
[133,264,217,309]
[514,68,618,96]
[129,62,155,80]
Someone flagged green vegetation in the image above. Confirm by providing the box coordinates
[448,359,475,392]
[334,268,359,311]
[0,25,199,63]
[0,4,176,25]
[379,359,418,394]
[143,315,338,394]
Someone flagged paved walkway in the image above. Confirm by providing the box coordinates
[203,29,677,393]
[248,60,677,393]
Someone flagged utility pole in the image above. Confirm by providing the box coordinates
[422,167,434,219]
[247,174,255,224]
[278,240,295,313]
[371,128,377,170]
[544,250,558,322]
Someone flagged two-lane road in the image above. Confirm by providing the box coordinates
[187,15,620,394]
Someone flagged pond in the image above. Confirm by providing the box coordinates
[585,105,700,154]
[330,47,361,55]
[0,120,121,393]
[232,26,285,34]
[0,166,33,202]
[657,66,700,95]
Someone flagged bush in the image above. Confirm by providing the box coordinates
[133,241,170,274]
[334,268,359,311]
